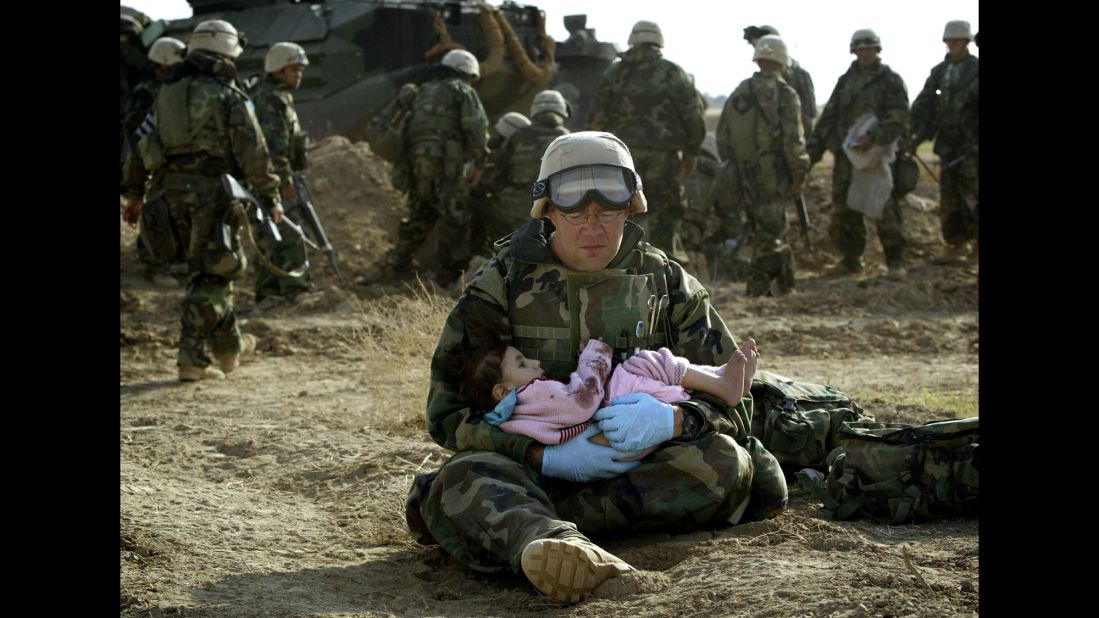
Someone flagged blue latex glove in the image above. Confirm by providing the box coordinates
[594,392,675,452]
[541,424,646,482]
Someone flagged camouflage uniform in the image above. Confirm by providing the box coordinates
[124,50,281,369]
[478,112,569,252]
[395,65,488,283]
[249,74,314,301]
[404,219,788,574]
[123,78,176,280]
[587,44,706,263]
[910,52,979,246]
[808,59,909,271]
[785,59,817,133]
[718,71,809,296]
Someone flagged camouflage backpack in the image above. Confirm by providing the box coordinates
[749,371,869,470]
[365,83,419,164]
[800,417,979,523]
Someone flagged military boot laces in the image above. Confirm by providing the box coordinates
[520,537,634,603]
[178,365,226,382]
[216,334,258,374]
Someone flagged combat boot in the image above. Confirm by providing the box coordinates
[521,536,635,603]
[178,364,226,382]
[216,334,258,374]
[932,242,970,265]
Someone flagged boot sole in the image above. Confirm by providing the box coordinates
[520,538,631,603]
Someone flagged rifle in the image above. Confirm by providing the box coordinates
[286,174,350,287]
[795,195,815,253]
[221,173,309,278]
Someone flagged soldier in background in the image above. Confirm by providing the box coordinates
[808,29,910,279]
[743,25,816,133]
[587,20,705,264]
[250,42,315,303]
[480,90,571,252]
[472,112,531,258]
[123,20,282,382]
[121,14,153,190]
[123,37,187,286]
[911,20,979,264]
[376,49,488,287]
[717,35,809,297]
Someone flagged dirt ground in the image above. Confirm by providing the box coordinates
[120,136,978,617]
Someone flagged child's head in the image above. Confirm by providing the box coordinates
[443,335,545,410]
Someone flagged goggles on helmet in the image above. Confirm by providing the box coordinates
[531,164,641,212]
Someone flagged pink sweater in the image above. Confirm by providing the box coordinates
[498,340,694,445]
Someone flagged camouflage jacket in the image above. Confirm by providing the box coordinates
[250,75,309,192]
[124,50,280,208]
[407,67,488,166]
[425,218,752,463]
[123,79,160,149]
[910,53,978,160]
[488,112,569,188]
[807,59,909,162]
[717,71,808,200]
[587,44,706,155]
[785,58,817,133]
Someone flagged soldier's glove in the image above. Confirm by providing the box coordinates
[541,424,645,482]
[595,392,676,452]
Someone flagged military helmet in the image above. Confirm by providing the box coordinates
[441,49,480,78]
[530,131,647,219]
[190,20,245,59]
[850,28,881,52]
[530,89,570,119]
[628,21,664,47]
[753,34,791,67]
[120,14,143,37]
[943,20,973,42]
[147,37,186,67]
[265,42,310,73]
[495,112,531,139]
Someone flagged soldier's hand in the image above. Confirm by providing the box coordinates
[280,183,298,203]
[124,198,143,228]
[680,155,697,177]
[540,424,645,482]
[268,202,284,225]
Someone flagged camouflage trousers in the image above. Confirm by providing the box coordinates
[254,209,313,301]
[630,148,688,263]
[394,154,472,282]
[136,236,170,279]
[829,155,908,269]
[746,198,794,296]
[939,157,978,246]
[407,434,787,574]
[179,273,242,368]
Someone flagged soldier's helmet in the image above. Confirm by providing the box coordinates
[147,37,186,67]
[943,20,973,42]
[441,49,480,79]
[530,90,571,119]
[753,34,791,67]
[121,14,143,38]
[190,20,246,59]
[530,131,647,219]
[265,42,310,73]
[628,21,664,48]
[849,28,881,52]
[495,112,531,139]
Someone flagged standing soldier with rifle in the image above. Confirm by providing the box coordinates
[717,35,809,297]
[122,20,282,382]
[911,20,979,264]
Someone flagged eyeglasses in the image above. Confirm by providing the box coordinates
[533,164,641,211]
[558,209,627,226]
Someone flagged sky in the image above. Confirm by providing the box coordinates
[122,0,978,102]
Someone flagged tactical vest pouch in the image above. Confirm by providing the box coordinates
[749,371,869,470]
[366,84,418,164]
[137,130,166,172]
[189,198,246,280]
[803,417,979,523]
[138,195,184,265]
[892,150,919,197]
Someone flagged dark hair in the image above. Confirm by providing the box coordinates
[441,332,508,411]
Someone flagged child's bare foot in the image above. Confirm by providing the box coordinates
[718,350,747,406]
[741,338,759,397]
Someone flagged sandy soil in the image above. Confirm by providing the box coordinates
[121,137,978,617]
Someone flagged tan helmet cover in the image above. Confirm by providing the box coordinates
[495,112,531,139]
[190,20,244,58]
[265,42,310,73]
[441,49,480,78]
[120,14,143,37]
[943,20,973,41]
[530,89,570,119]
[530,131,647,219]
[849,28,881,52]
[753,34,791,67]
[628,20,664,47]
[147,37,186,66]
